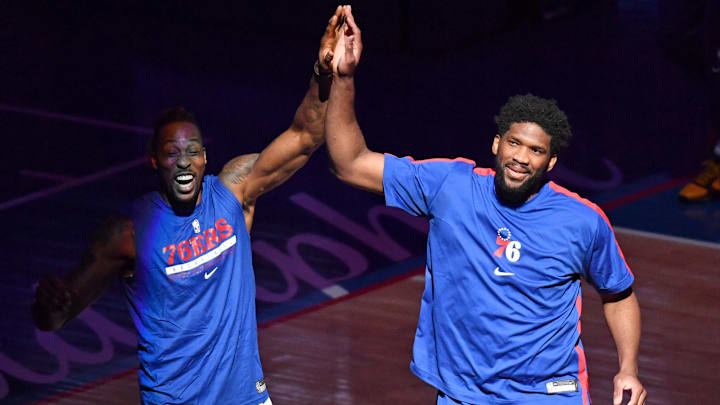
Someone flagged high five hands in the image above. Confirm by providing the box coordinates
[331,5,362,77]
[318,6,346,74]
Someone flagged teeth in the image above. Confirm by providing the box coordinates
[176,175,193,181]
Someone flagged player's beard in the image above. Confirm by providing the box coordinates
[494,159,548,208]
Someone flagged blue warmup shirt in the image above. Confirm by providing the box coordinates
[383,155,634,405]
[123,175,268,405]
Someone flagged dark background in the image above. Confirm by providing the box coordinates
[1,1,718,402]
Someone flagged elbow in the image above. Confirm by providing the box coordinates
[295,128,324,154]
[329,162,354,185]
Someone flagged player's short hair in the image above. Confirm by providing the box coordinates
[148,107,200,156]
[494,94,572,155]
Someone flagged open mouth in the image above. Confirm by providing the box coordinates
[175,174,194,185]
[173,173,196,193]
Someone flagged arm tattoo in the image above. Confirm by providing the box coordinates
[299,96,325,138]
[219,153,260,185]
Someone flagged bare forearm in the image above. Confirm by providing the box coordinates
[604,292,641,373]
[32,216,134,331]
[289,75,328,152]
[326,77,369,176]
[32,259,117,331]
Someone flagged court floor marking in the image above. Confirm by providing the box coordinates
[3,103,220,212]
[19,170,76,182]
[0,103,151,134]
[2,103,155,212]
[615,226,720,251]
[30,226,719,403]
[0,157,147,212]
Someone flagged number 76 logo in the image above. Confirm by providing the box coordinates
[494,227,522,262]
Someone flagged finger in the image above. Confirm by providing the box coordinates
[35,289,55,306]
[37,289,64,308]
[344,5,361,38]
[48,276,66,290]
[613,383,623,405]
[638,389,647,405]
[336,15,346,33]
[326,6,342,31]
[36,282,61,299]
[627,386,640,405]
[324,51,333,64]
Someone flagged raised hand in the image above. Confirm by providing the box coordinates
[613,371,647,405]
[332,5,362,77]
[318,5,345,73]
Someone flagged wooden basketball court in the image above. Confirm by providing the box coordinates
[33,228,720,404]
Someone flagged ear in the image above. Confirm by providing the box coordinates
[547,154,558,172]
[203,148,207,165]
[149,155,158,170]
[492,135,500,156]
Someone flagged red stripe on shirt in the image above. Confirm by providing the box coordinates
[575,344,591,405]
[548,181,634,277]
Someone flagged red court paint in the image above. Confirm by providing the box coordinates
[599,177,689,212]
[30,367,138,404]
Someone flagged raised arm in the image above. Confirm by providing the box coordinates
[325,5,385,194]
[220,6,345,230]
[603,291,647,405]
[32,215,135,331]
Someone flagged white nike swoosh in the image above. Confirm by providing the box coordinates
[204,267,218,279]
[493,267,515,276]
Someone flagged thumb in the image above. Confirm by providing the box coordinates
[613,384,623,405]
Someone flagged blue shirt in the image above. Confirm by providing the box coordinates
[383,155,634,405]
[123,176,268,405]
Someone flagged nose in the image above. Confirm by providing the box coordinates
[176,153,191,168]
[512,147,530,165]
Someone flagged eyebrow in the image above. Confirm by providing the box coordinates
[507,135,548,151]
[161,138,203,146]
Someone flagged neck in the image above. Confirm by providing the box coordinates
[161,190,202,217]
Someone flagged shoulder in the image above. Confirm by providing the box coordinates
[545,181,611,231]
[218,153,260,187]
[385,154,480,176]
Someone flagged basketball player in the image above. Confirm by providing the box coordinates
[324,6,646,405]
[31,6,346,404]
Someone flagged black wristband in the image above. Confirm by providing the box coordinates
[314,60,332,77]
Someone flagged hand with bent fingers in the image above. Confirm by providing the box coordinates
[34,275,76,321]
[331,5,362,77]
[613,371,647,405]
[318,5,346,73]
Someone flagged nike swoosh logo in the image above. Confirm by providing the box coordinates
[204,267,218,279]
[493,267,515,276]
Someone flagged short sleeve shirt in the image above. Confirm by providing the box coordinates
[383,154,634,404]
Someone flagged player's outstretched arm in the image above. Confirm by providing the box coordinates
[221,6,345,222]
[602,291,647,405]
[325,5,385,194]
[32,215,135,331]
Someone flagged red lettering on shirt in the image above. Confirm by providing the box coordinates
[163,245,176,265]
[205,228,220,250]
[494,236,510,257]
[161,218,235,265]
[216,219,233,239]
[189,235,206,256]
[178,240,192,261]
